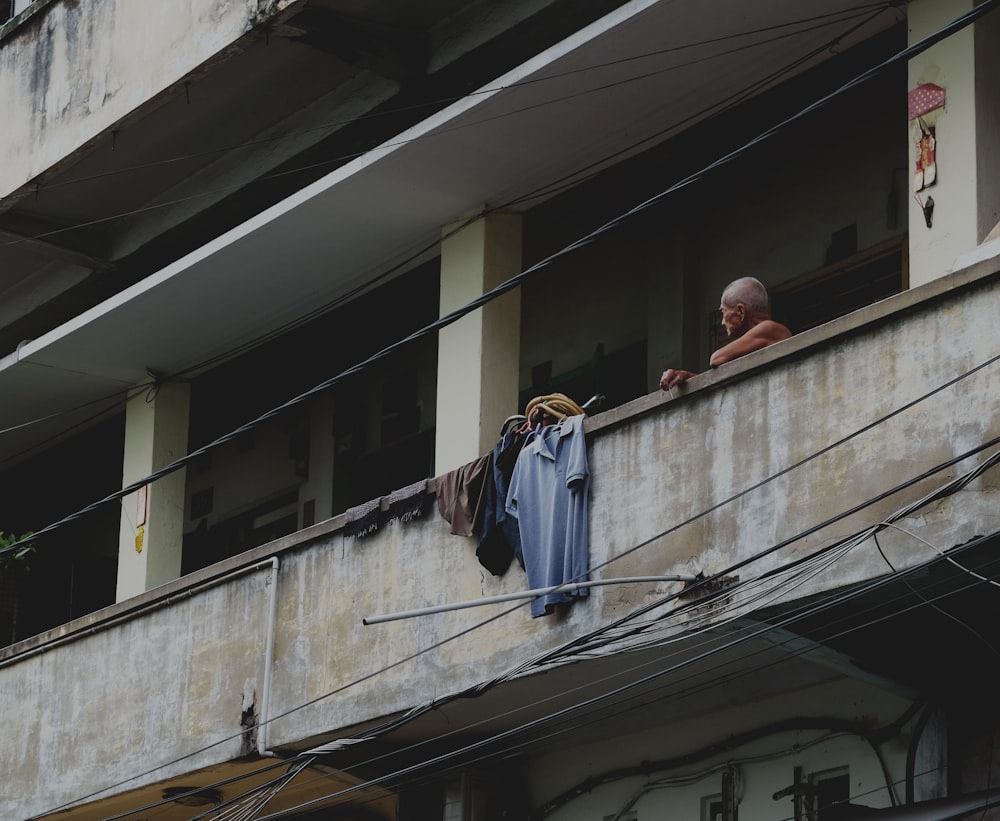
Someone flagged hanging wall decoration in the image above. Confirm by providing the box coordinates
[908,83,945,193]
[913,122,937,191]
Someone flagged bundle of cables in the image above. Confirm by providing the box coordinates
[524,393,586,427]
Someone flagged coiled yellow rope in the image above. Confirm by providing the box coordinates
[524,392,586,426]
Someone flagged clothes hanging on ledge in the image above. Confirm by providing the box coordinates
[387,479,429,523]
[344,498,381,538]
[477,428,528,575]
[436,453,492,537]
[506,414,590,617]
[345,479,431,539]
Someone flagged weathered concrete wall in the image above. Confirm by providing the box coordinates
[0,567,271,817]
[590,274,1000,607]
[2,258,999,818]
[0,0,277,199]
[531,678,915,820]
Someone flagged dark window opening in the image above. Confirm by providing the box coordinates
[771,237,907,335]
[182,490,298,574]
[522,340,647,414]
[812,767,851,820]
[347,428,435,507]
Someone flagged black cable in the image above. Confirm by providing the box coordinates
[873,531,1000,659]
[145,455,1000,815]
[90,757,307,821]
[2,5,891,253]
[503,4,896,208]
[36,437,1000,821]
[10,0,992,560]
[34,429,999,819]
[21,3,893,198]
[535,714,918,819]
[15,307,1000,812]
[522,554,997,777]
[16,4,1000,813]
[247,531,1000,821]
[0,3,894,424]
[231,446,1000,813]
[14,382,1000,816]
[0,215,459,471]
[0,12,868,480]
[0,3,906,491]
[334,492,1000,796]
[394,539,1000,800]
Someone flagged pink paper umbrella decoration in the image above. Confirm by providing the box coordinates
[908,83,945,121]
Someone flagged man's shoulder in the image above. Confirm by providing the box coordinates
[752,319,792,343]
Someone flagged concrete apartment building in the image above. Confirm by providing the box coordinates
[2,0,1000,818]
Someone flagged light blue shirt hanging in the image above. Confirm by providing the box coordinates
[506,413,590,617]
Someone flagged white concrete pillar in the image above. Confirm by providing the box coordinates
[907,0,1000,285]
[435,212,522,474]
[115,381,190,601]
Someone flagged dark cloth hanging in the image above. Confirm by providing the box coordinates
[435,453,492,537]
[387,479,429,523]
[344,497,382,538]
[476,429,529,575]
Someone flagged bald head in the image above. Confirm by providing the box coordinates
[721,277,771,317]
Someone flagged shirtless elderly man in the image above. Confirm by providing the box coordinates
[660,277,791,391]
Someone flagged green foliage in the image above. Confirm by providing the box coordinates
[0,531,35,570]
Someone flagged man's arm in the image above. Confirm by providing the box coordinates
[709,320,791,368]
[660,368,697,391]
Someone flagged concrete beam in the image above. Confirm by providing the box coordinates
[0,212,108,269]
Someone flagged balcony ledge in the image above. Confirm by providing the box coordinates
[3,242,1000,668]
[591,241,1000,434]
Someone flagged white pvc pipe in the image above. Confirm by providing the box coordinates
[257,557,280,758]
[363,575,697,625]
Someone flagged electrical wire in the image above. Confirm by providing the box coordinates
[319,439,1000,752]
[5,0,994,561]
[245,533,1000,821]
[13,2,994,812]
[0,6,901,463]
[602,729,879,821]
[171,677,994,821]
[20,3,895,198]
[502,3,897,208]
[237,460,1000,818]
[879,521,1000,591]
[432,532,997,783]
[519,546,1000,818]
[872,529,1000,658]
[0,3,897,454]
[31,428,1000,820]
[0,8,915,481]
[17,334,1000,819]
[2,4,892,252]
[115,452,1000,816]
[22,440,1000,817]
[185,758,314,821]
[89,758,307,821]
[70,506,1000,817]
[354,532,1000,812]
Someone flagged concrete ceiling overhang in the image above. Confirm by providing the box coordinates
[0,0,901,466]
